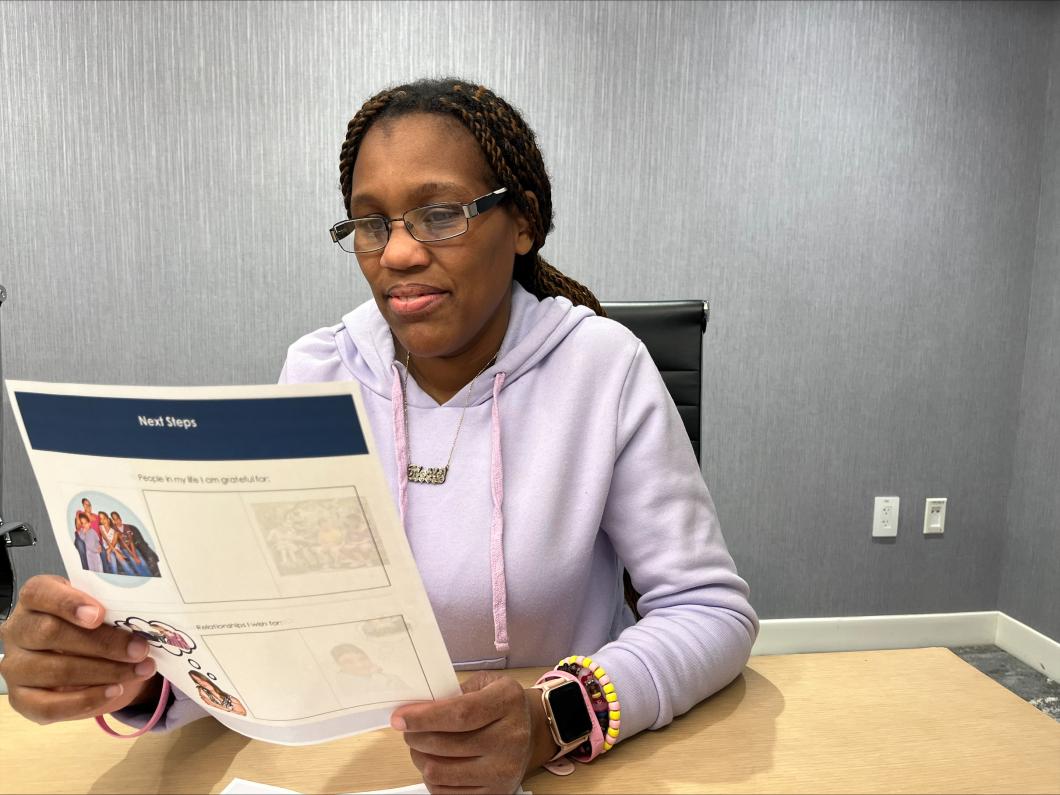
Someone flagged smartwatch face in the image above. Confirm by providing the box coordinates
[547,681,593,743]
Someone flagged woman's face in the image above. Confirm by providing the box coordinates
[349,113,534,360]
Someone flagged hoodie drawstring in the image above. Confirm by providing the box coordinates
[390,363,511,658]
[487,372,509,656]
[391,364,410,524]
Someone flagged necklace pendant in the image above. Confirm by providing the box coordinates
[407,464,448,485]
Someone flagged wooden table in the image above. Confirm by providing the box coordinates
[2,648,1058,794]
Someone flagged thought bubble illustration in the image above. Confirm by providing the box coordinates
[115,617,197,656]
[362,615,406,638]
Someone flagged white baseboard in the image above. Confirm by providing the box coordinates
[995,612,1060,683]
[752,611,998,656]
[753,611,1060,684]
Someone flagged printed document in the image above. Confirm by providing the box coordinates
[220,778,531,794]
[5,379,460,745]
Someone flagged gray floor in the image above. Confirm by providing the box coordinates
[950,644,1060,722]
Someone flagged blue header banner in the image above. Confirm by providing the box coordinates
[14,392,368,461]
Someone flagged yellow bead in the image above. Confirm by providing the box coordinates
[582,657,593,668]
[607,727,620,738]
[609,710,620,720]
[602,683,616,694]
[605,692,617,702]
[603,742,613,751]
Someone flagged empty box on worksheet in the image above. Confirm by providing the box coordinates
[142,486,389,603]
[203,618,431,721]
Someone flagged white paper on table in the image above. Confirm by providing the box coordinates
[6,380,460,745]
[221,779,299,794]
[221,778,531,794]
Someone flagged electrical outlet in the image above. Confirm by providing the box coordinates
[873,496,899,538]
[924,498,947,535]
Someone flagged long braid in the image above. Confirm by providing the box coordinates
[338,78,606,318]
[528,257,605,316]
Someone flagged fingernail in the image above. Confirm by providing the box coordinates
[134,659,155,677]
[104,684,123,699]
[127,638,148,660]
[390,716,406,731]
[75,605,100,626]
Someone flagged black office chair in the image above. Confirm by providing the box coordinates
[601,299,709,617]
[601,300,709,464]
[0,284,37,621]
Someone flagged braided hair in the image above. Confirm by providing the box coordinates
[338,78,604,317]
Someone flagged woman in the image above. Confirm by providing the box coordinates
[98,512,134,576]
[188,671,246,716]
[73,511,104,573]
[281,77,757,786]
[0,79,756,794]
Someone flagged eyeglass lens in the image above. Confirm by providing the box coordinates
[339,204,469,253]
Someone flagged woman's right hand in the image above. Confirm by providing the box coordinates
[0,574,160,724]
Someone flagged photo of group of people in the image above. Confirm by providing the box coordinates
[69,495,160,578]
[249,495,382,577]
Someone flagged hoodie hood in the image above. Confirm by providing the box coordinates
[334,282,596,407]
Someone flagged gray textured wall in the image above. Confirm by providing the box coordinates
[999,9,1060,642]
[0,1,1054,628]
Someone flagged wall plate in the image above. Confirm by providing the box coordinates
[873,496,899,538]
[924,498,947,535]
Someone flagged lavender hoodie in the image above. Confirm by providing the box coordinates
[123,282,758,741]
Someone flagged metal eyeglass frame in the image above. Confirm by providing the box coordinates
[329,187,509,254]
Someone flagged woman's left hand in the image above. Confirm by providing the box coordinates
[391,671,558,794]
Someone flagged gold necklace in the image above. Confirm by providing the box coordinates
[401,350,498,485]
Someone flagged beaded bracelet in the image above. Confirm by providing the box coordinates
[556,655,621,755]
[558,660,610,727]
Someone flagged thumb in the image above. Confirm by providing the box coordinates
[18,574,106,629]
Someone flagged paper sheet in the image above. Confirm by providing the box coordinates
[6,380,460,744]
[221,777,531,794]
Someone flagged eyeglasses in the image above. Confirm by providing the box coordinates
[330,188,509,254]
